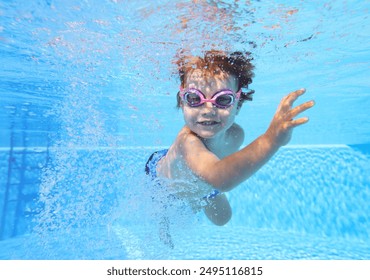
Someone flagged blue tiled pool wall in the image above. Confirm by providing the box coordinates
[0,145,369,241]
[0,148,49,240]
[228,145,370,240]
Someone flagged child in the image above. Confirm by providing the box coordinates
[145,50,314,227]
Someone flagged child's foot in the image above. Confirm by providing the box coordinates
[159,217,174,249]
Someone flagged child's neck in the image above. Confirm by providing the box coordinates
[201,131,227,157]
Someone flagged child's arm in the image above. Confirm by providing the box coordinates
[181,89,314,191]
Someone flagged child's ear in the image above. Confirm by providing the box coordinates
[177,90,183,110]
[179,99,185,111]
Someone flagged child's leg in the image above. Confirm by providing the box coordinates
[204,193,232,226]
[159,216,174,248]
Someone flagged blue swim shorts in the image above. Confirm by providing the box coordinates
[145,149,220,200]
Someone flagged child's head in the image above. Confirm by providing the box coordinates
[174,50,255,110]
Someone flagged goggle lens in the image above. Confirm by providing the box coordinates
[215,94,234,107]
[184,92,202,106]
[181,89,238,109]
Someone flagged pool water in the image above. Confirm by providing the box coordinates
[1,146,369,260]
[1,0,370,260]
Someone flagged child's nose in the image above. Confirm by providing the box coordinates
[201,101,216,115]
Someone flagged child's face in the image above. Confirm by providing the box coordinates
[181,69,239,140]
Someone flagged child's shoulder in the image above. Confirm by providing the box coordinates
[227,123,245,148]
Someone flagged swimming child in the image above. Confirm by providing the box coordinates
[145,50,315,228]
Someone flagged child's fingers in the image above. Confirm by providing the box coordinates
[289,117,309,127]
[285,88,306,107]
[277,88,306,112]
[287,100,315,120]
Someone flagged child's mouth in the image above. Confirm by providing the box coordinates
[197,121,219,126]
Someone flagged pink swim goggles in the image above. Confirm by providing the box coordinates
[180,87,242,109]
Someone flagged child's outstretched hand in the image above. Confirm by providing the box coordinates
[265,88,314,147]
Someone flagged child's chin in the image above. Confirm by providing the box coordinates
[196,131,219,139]
[191,124,223,139]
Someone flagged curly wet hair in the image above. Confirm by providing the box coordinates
[174,50,255,109]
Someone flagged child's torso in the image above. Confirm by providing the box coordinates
[156,123,243,202]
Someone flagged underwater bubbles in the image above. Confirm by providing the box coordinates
[30,80,125,258]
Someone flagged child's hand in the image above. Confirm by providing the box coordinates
[265,89,314,147]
